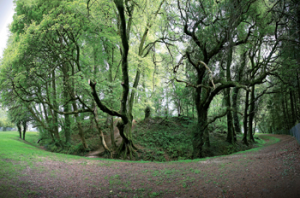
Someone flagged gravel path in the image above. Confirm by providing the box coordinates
[1,134,300,198]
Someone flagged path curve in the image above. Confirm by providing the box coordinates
[1,134,300,198]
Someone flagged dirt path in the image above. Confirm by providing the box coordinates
[1,134,300,198]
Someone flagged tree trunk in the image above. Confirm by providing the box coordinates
[108,115,116,149]
[92,107,111,154]
[107,46,116,149]
[192,107,207,158]
[296,72,300,122]
[64,102,71,144]
[72,101,88,150]
[144,106,151,120]
[243,90,250,145]
[281,88,290,130]
[290,89,296,125]
[203,129,210,147]
[284,91,293,129]
[166,86,169,117]
[70,59,88,149]
[22,121,27,140]
[48,107,60,142]
[41,102,54,141]
[232,52,246,134]
[46,77,60,143]
[63,72,71,144]
[232,87,241,133]
[17,122,22,139]
[292,89,299,122]
[248,85,255,142]
[52,70,60,143]
[226,88,234,143]
[116,120,137,159]
[226,33,234,144]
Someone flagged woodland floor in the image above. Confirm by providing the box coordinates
[1,133,300,198]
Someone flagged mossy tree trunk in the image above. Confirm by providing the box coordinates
[106,45,117,149]
[232,52,246,134]
[243,90,250,145]
[62,65,71,145]
[63,100,71,145]
[248,85,255,142]
[108,115,116,149]
[72,101,88,150]
[232,87,241,133]
[51,70,60,143]
[193,107,208,157]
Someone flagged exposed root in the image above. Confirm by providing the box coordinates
[116,140,138,160]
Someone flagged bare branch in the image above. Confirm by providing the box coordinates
[88,79,127,122]
[175,78,213,90]
[204,107,243,130]
[198,61,215,89]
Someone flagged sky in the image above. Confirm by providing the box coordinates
[0,0,15,59]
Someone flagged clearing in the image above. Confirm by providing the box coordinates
[0,132,300,198]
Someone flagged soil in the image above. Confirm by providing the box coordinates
[1,134,300,198]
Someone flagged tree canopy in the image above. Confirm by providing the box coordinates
[0,0,299,159]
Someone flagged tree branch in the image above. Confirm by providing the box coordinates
[88,79,128,123]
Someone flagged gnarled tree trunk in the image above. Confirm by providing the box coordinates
[192,107,208,158]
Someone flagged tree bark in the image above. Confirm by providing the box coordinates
[243,90,250,145]
[192,108,207,158]
[248,85,255,142]
[22,121,27,140]
[72,101,88,149]
[17,122,22,139]
[225,87,235,144]
[232,87,241,133]
[92,106,111,154]
[232,52,246,134]
[107,46,117,149]
[284,90,293,129]
[226,33,234,144]
[281,88,290,130]
[52,70,60,143]
[63,66,71,144]
[290,89,296,125]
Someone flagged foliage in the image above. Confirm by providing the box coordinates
[0,117,14,130]
[0,0,299,160]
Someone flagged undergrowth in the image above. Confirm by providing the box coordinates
[25,116,264,162]
[133,117,258,161]
[133,117,194,161]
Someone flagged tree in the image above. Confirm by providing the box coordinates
[172,0,285,157]
[7,102,32,140]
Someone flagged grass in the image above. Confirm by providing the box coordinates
[0,132,86,170]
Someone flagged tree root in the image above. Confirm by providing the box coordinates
[116,140,139,160]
